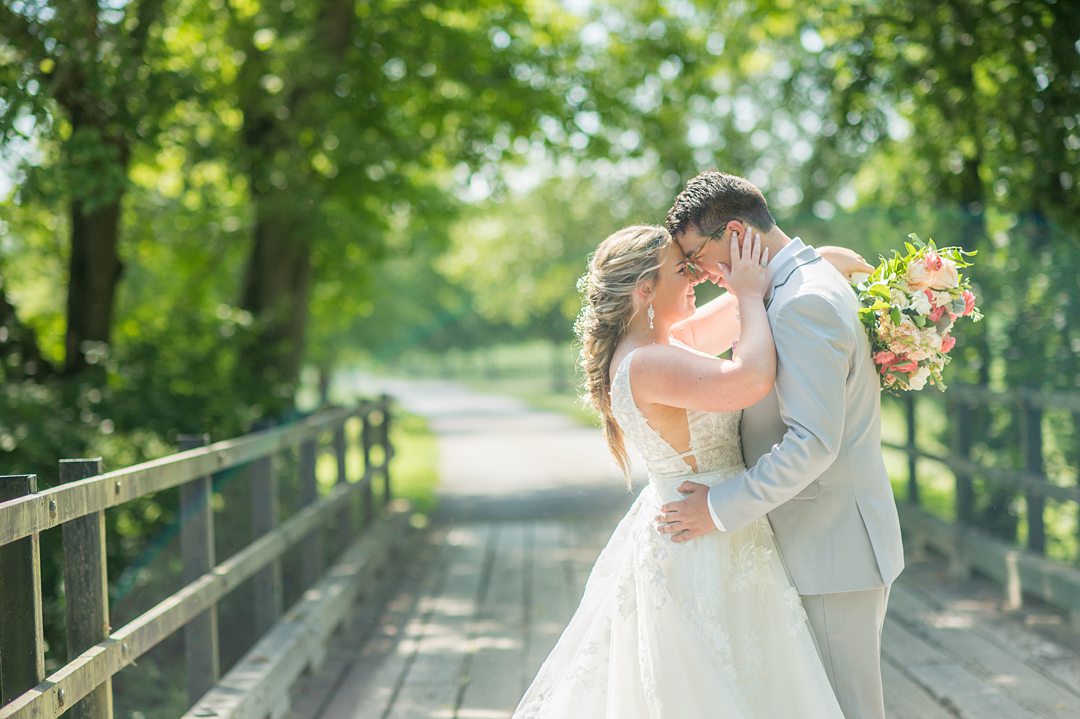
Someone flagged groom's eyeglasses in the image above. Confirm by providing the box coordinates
[684,224,732,277]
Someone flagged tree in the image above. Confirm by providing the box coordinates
[212,0,588,415]
[1,0,178,375]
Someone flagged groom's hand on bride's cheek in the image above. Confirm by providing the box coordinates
[655,481,715,543]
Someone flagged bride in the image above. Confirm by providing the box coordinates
[514,225,869,718]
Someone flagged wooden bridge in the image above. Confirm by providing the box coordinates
[3,380,1080,718]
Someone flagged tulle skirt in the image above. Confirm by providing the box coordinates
[514,481,844,718]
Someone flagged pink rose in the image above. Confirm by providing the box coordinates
[924,252,944,272]
[929,304,946,323]
[962,289,976,316]
[906,260,933,291]
[930,258,960,289]
[941,334,956,352]
[874,350,898,366]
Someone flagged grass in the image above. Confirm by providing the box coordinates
[460,376,600,428]
[314,409,440,521]
[385,411,440,515]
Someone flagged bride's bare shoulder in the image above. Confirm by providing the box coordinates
[609,342,690,383]
[630,342,726,380]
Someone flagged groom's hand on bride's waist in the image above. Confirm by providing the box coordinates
[655,481,717,543]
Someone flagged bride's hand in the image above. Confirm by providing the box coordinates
[819,245,874,282]
[717,230,769,299]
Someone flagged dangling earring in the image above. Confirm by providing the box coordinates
[647,303,655,330]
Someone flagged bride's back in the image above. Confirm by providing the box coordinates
[609,345,745,487]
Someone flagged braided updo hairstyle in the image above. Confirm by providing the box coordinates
[574,225,670,485]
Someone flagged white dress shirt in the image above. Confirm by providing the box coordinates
[706,237,806,532]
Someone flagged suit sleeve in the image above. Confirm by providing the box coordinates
[707,292,852,533]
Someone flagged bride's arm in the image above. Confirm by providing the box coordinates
[633,233,776,413]
[668,292,739,356]
[669,246,873,356]
[818,245,874,281]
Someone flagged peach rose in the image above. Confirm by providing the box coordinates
[906,259,933,291]
[930,258,960,289]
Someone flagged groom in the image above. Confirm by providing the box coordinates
[656,171,905,719]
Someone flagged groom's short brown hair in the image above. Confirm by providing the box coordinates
[665,171,776,238]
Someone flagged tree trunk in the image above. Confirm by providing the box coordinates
[64,193,125,374]
[233,0,355,415]
[237,195,313,413]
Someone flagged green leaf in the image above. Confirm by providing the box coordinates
[869,283,892,300]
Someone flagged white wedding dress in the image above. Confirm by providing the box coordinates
[514,348,845,718]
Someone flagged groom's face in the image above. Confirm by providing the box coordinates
[675,222,740,285]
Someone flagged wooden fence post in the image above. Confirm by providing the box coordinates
[949,397,974,579]
[299,437,323,588]
[250,421,282,636]
[1075,411,1080,562]
[0,474,45,705]
[905,393,920,506]
[177,434,220,706]
[333,421,352,553]
[59,457,113,719]
[952,396,975,523]
[361,413,375,523]
[381,395,393,505]
[1022,394,1046,554]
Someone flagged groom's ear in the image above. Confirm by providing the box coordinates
[727,220,747,241]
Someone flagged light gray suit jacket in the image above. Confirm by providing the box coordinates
[708,238,905,596]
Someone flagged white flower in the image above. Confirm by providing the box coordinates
[850,271,871,285]
[909,291,932,316]
[909,366,931,390]
[889,289,910,310]
[920,328,943,351]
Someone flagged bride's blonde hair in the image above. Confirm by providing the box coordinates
[574,225,670,484]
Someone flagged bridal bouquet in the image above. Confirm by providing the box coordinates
[849,235,981,394]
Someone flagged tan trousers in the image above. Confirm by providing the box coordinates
[801,585,891,719]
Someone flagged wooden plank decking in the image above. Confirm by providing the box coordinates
[290,515,1080,719]
[297,377,1080,719]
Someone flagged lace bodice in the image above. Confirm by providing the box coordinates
[610,346,746,491]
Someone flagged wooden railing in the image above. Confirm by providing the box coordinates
[885,383,1080,624]
[0,396,404,719]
